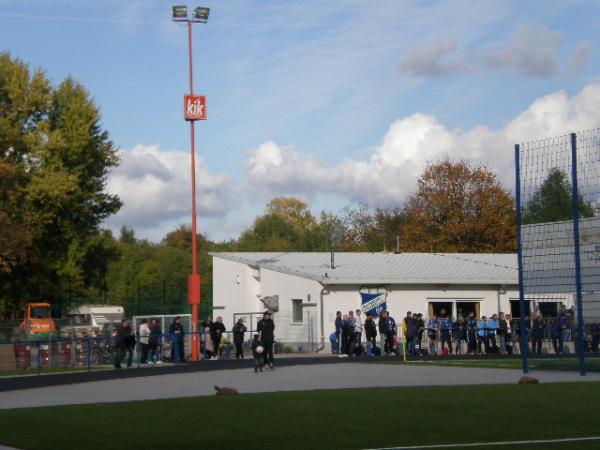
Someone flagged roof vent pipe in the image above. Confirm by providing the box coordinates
[395,235,400,254]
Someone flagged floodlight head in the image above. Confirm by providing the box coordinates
[172,5,188,20]
[193,6,210,22]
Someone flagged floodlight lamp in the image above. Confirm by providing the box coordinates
[193,6,210,22]
[172,5,188,20]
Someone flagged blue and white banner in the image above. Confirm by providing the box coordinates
[360,290,387,318]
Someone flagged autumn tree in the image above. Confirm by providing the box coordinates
[522,168,594,224]
[400,158,516,252]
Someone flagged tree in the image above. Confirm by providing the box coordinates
[237,197,321,251]
[522,168,594,224]
[400,158,516,252]
[0,53,121,316]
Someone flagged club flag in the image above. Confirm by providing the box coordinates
[360,292,387,318]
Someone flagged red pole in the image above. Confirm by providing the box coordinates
[187,19,201,361]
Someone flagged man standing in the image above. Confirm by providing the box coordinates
[111,319,129,369]
[477,316,489,354]
[415,313,425,355]
[487,314,499,353]
[466,312,477,355]
[138,318,151,364]
[439,315,452,355]
[354,309,363,355]
[498,312,508,354]
[334,311,343,354]
[124,321,136,368]
[346,310,356,356]
[403,311,415,356]
[210,317,226,360]
[382,311,397,356]
[232,318,247,359]
[364,313,377,356]
[531,315,545,355]
[169,316,185,363]
[427,315,440,355]
[148,318,163,364]
[257,311,275,368]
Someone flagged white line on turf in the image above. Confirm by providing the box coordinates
[363,436,600,449]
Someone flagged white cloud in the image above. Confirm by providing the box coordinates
[246,83,600,205]
[105,144,235,234]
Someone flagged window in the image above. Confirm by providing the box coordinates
[292,299,303,323]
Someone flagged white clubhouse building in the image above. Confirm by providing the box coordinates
[210,252,525,349]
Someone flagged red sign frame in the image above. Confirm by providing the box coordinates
[184,95,206,121]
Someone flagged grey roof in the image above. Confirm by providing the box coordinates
[210,252,518,286]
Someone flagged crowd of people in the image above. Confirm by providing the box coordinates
[110,312,278,370]
[332,305,600,358]
[109,305,599,369]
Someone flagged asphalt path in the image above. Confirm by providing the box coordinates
[1,360,599,409]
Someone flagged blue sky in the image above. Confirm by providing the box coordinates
[2,0,600,241]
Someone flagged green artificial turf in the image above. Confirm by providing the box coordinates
[0,383,599,450]
[405,357,600,372]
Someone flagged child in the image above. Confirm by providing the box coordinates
[251,334,264,373]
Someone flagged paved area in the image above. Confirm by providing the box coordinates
[1,362,599,409]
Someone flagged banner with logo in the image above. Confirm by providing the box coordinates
[360,289,387,318]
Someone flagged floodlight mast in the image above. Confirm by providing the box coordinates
[172,5,210,361]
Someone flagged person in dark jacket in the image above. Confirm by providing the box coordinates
[124,321,136,367]
[334,311,343,354]
[550,317,563,354]
[453,318,467,354]
[210,317,226,360]
[439,316,452,354]
[415,313,425,355]
[381,311,397,355]
[257,311,275,368]
[112,319,130,369]
[378,312,388,354]
[364,313,377,356]
[169,317,185,363]
[148,318,163,364]
[591,323,600,353]
[464,313,476,355]
[232,318,247,359]
[403,312,415,356]
[531,315,545,355]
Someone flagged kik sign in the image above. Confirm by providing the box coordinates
[184,95,206,121]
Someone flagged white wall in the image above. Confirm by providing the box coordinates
[212,256,518,345]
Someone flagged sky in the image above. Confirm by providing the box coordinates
[2,0,600,242]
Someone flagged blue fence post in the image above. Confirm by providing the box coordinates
[515,143,529,374]
[570,132,586,376]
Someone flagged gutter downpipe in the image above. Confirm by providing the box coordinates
[317,286,330,353]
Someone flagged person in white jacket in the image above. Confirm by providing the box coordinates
[354,309,363,354]
[138,319,151,364]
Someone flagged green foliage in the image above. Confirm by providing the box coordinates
[0,52,121,317]
[522,168,594,224]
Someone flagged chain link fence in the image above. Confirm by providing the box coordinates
[516,129,600,375]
